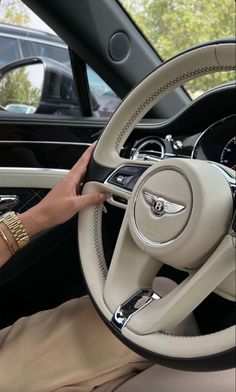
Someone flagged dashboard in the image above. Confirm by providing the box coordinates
[121,83,236,172]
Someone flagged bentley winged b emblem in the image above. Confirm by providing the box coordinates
[143,191,185,217]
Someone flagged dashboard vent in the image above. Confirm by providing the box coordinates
[130,139,164,162]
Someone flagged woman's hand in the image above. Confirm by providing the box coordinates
[19,144,108,237]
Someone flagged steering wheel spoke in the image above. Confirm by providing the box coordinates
[86,161,150,208]
[104,212,162,313]
[125,234,235,335]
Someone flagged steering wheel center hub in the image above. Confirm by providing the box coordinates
[129,159,233,270]
[133,167,192,244]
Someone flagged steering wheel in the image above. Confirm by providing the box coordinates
[78,41,236,371]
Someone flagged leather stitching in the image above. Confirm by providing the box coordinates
[93,205,107,279]
[114,64,235,152]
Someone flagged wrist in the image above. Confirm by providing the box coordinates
[19,205,50,238]
[0,222,17,254]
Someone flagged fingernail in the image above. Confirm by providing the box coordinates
[102,205,108,214]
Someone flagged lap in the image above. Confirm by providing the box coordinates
[0,296,149,392]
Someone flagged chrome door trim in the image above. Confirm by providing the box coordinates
[0,195,20,212]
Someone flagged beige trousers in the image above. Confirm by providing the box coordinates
[0,296,149,392]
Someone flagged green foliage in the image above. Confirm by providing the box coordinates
[0,67,41,108]
[120,0,235,96]
[0,0,30,26]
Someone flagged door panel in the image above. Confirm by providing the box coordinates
[0,168,67,188]
[0,187,48,214]
[0,118,105,168]
[0,118,104,326]
[0,119,105,214]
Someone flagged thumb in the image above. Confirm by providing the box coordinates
[76,192,108,211]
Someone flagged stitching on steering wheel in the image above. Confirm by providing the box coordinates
[114,64,235,152]
[93,205,107,279]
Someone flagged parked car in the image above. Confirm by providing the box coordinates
[0,0,235,390]
[0,23,121,117]
[5,103,36,113]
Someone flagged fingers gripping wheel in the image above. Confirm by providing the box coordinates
[79,41,236,370]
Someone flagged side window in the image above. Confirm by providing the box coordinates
[87,66,121,118]
[21,40,71,66]
[0,36,21,66]
[21,39,121,117]
[0,0,120,118]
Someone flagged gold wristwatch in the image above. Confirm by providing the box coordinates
[0,211,30,249]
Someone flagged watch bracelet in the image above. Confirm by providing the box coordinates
[0,211,30,249]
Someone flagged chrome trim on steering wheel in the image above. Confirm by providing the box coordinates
[111,289,161,331]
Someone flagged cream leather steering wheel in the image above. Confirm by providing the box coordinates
[79,41,236,370]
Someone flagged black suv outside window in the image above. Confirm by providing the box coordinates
[0,36,21,67]
[21,40,71,66]
[0,20,121,118]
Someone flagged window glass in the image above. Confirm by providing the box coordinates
[20,40,121,116]
[120,0,235,99]
[0,0,120,117]
[0,36,21,67]
[87,66,121,118]
[21,40,71,66]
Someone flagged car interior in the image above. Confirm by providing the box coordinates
[0,0,235,390]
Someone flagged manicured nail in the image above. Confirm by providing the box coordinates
[102,205,108,214]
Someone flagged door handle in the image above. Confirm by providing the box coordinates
[0,195,20,212]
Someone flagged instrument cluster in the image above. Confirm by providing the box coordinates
[191,114,236,170]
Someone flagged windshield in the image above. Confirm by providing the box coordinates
[119,0,235,98]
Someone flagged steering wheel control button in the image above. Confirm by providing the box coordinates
[128,159,233,270]
[116,175,126,184]
[110,173,133,187]
[107,165,148,191]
